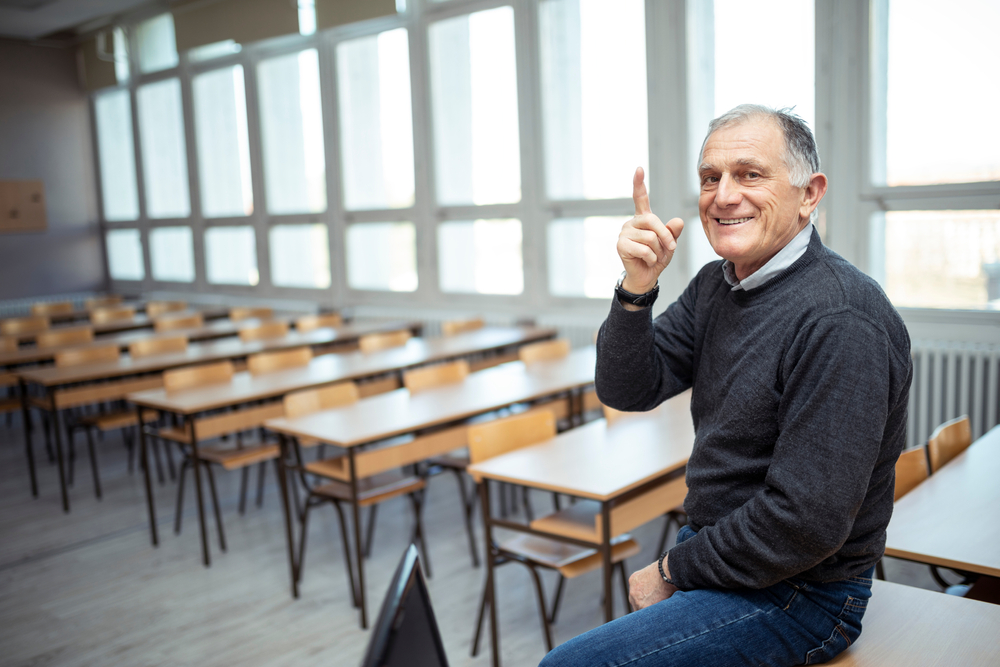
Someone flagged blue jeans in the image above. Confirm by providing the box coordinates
[539,525,874,666]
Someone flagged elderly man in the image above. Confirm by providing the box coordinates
[540,105,912,666]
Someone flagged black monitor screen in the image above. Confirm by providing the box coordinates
[360,544,449,667]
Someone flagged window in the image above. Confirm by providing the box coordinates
[94,90,139,221]
[205,226,259,286]
[438,219,523,295]
[112,27,130,83]
[188,40,242,62]
[150,227,195,283]
[135,13,179,73]
[337,29,415,211]
[192,66,254,218]
[346,222,417,292]
[875,210,1000,309]
[136,78,191,219]
[547,217,625,298]
[268,224,331,289]
[428,7,520,206]
[257,49,327,215]
[539,0,647,201]
[875,0,1000,186]
[106,229,144,281]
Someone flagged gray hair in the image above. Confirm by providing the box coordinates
[699,104,820,188]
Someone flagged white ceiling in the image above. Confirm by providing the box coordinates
[0,0,157,41]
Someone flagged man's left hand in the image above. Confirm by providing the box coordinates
[628,558,678,611]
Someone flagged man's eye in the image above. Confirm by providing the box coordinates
[745,172,760,179]
[702,176,718,185]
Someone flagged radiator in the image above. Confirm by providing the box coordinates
[908,340,1000,448]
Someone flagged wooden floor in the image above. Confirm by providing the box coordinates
[0,416,941,667]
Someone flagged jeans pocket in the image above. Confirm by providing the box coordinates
[803,595,868,665]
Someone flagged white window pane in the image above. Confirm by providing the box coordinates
[136,13,179,73]
[106,229,144,281]
[113,27,130,83]
[429,7,521,206]
[299,0,316,35]
[188,40,242,62]
[269,224,331,289]
[539,0,647,201]
[883,0,1000,186]
[150,226,195,283]
[337,29,415,211]
[205,226,259,286]
[714,0,814,127]
[881,210,1000,309]
[193,66,254,218]
[94,90,139,221]
[346,222,417,292]
[438,219,523,295]
[258,49,327,215]
[548,217,625,298]
[137,78,191,219]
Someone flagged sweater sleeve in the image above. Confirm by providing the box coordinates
[666,310,892,590]
[595,272,702,411]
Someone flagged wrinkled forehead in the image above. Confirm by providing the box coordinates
[698,117,785,172]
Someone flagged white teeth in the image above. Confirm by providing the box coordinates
[717,216,753,225]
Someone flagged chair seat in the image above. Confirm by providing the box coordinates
[79,409,159,431]
[155,425,190,444]
[305,455,349,481]
[426,452,469,471]
[0,397,20,414]
[530,499,605,543]
[498,533,640,579]
[198,443,280,471]
[312,471,426,507]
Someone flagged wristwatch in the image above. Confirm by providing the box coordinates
[615,271,659,308]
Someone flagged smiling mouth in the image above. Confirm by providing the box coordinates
[716,216,753,226]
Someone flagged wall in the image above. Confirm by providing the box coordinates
[0,38,104,301]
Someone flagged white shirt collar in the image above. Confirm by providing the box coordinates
[722,223,814,292]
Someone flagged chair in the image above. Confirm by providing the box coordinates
[876,445,931,580]
[154,312,204,333]
[239,320,289,342]
[282,382,431,598]
[31,301,73,316]
[246,347,312,375]
[518,338,571,364]
[145,300,187,318]
[359,329,411,353]
[295,313,343,332]
[441,317,484,337]
[1,315,50,338]
[927,415,971,473]
[128,335,188,359]
[85,296,122,309]
[55,344,119,367]
[230,307,273,322]
[35,327,94,349]
[90,306,135,325]
[468,409,640,655]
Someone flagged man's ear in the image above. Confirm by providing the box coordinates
[800,172,828,221]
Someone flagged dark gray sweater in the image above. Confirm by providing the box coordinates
[596,229,912,590]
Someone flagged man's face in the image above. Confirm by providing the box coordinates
[698,119,809,280]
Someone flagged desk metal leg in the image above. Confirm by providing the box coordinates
[19,379,37,497]
[481,479,501,667]
[188,417,210,567]
[138,406,158,546]
[50,393,69,513]
[349,448,367,629]
[601,500,613,623]
[276,434,298,598]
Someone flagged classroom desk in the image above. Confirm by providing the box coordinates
[15,320,422,511]
[827,579,1000,666]
[264,346,598,629]
[883,425,1000,578]
[39,302,228,324]
[126,326,557,569]
[466,393,694,667]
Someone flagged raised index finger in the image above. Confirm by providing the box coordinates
[633,166,651,216]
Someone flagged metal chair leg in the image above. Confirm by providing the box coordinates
[409,492,431,579]
[363,504,378,558]
[454,471,480,567]
[618,560,630,614]
[471,576,491,657]
[331,501,359,607]
[85,426,102,500]
[238,467,250,515]
[527,565,554,652]
[175,459,189,534]
[204,463,226,552]
[548,575,566,624]
[67,425,76,486]
[296,501,312,586]
[255,460,266,507]
[42,411,54,463]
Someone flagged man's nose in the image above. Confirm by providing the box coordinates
[716,173,742,207]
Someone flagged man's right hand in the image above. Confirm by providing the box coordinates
[617,167,684,295]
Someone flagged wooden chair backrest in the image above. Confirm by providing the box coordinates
[230,307,273,322]
[247,346,312,375]
[441,317,485,337]
[467,409,557,465]
[90,306,135,324]
[31,301,73,316]
[0,336,18,352]
[36,327,94,349]
[154,312,204,333]
[403,360,470,393]
[129,335,188,359]
[283,381,360,419]
[146,301,187,318]
[239,320,290,342]
[519,338,570,364]
[55,344,119,368]
[164,360,234,393]
[295,313,343,332]
[85,296,122,309]
[927,415,972,473]
[1,315,50,336]
[894,446,930,501]
[358,329,411,353]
